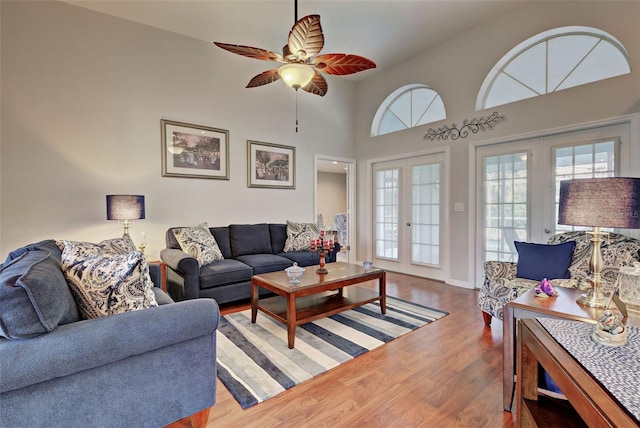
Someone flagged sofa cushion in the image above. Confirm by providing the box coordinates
[514,241,576,281]
[283,220,320,252]
[173,223,224,266]
[199,259,254,290]
[236,254,293,275]
[269,223,288,254]
[59,239,158,319]
[229,224,273,257]
[0,250,78,339]
[210,227,233,259]
[3,239,63,265]
[279,251,320,267]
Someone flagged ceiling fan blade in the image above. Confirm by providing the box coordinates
[302,71,327,97]
[288,15,324,60]
[246,69,281,88]
[312,53,376,75]
[214,42,284,62]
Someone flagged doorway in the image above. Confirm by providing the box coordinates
[315,156,356,263]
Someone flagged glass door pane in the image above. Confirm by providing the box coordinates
[411,163,440,266]
[484,152,528,262]
[375,168,400,260]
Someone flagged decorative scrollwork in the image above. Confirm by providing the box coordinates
[424,111,506,142]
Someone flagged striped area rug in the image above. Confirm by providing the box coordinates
[216,296,448,409]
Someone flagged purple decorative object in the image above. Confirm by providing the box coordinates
[535,278,559,297]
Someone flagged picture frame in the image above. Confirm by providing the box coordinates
[161,119,229,180]
[247,140,295,189]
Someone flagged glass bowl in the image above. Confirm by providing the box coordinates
[285,262,305,284]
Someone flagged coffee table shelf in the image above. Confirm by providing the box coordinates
[256,287,381,326]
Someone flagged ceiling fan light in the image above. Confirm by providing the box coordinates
[278,63,314,89]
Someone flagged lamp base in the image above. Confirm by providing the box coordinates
[576,288,607,308]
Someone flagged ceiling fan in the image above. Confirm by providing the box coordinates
[213,0,376,97]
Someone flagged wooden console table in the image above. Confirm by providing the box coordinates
[517,318,639,427]
[503,287,635,411]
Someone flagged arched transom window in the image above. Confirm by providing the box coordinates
[371,84,446,137]
[477,26,631,110]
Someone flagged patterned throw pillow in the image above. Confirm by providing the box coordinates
[173,222,224,266]
[58,238,158,319]
[284,220,320,252]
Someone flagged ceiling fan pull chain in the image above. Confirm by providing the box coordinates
[295,89,299,133]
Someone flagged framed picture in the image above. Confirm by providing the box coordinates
[247,140,295,189]
[161,119,229,180]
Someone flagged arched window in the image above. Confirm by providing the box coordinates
[477,26,631,110]
[371,84,446,137]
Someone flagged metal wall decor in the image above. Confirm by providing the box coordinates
[424,111,506,142]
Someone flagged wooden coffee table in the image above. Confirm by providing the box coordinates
[251,262,386,349]
[503,286,639,411]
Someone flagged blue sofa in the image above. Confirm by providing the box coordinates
[161,223,339,304]
[0,239,219,428]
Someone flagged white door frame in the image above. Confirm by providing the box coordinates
[365,147,451,282]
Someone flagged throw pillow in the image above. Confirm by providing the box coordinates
[515,241,576,281]
[0,250,78,339]
[58,238,157,319]
[173,222,224,266]
[284,220,320,252]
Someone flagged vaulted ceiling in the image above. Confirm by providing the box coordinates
[63,0,529,80]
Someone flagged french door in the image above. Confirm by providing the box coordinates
[373,153,446,280]
[476,123,630,284]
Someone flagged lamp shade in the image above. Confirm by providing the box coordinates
[558,178,640,229]
[277,63,315,89]
[106,195,145,221]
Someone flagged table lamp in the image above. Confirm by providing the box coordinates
[558,177,640,308]
[106,195,145,238]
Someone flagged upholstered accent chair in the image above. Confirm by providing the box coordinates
[478,231,640,326]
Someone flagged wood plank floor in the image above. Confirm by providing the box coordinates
[167,272,515,427]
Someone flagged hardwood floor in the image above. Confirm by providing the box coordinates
[167,272,515,427]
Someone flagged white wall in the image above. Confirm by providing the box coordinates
[0,1,357,258]
[354,1,640,287]
[317,171,347,229]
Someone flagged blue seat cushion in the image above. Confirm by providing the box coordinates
[514,240,576,281]
[199,259,253,290]
[236,254,292,275]
[279,251,320,267]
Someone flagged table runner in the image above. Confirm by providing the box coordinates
[538,318,640,421]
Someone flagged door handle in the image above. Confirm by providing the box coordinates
[406,222,411,226]
[544,228,551,234]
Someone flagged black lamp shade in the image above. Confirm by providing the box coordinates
[106,195,145,220]
[558,178,640,229]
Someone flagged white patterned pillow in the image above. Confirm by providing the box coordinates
[59,239,158,319]
[173,222,224,266]
[284,220,320,252]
